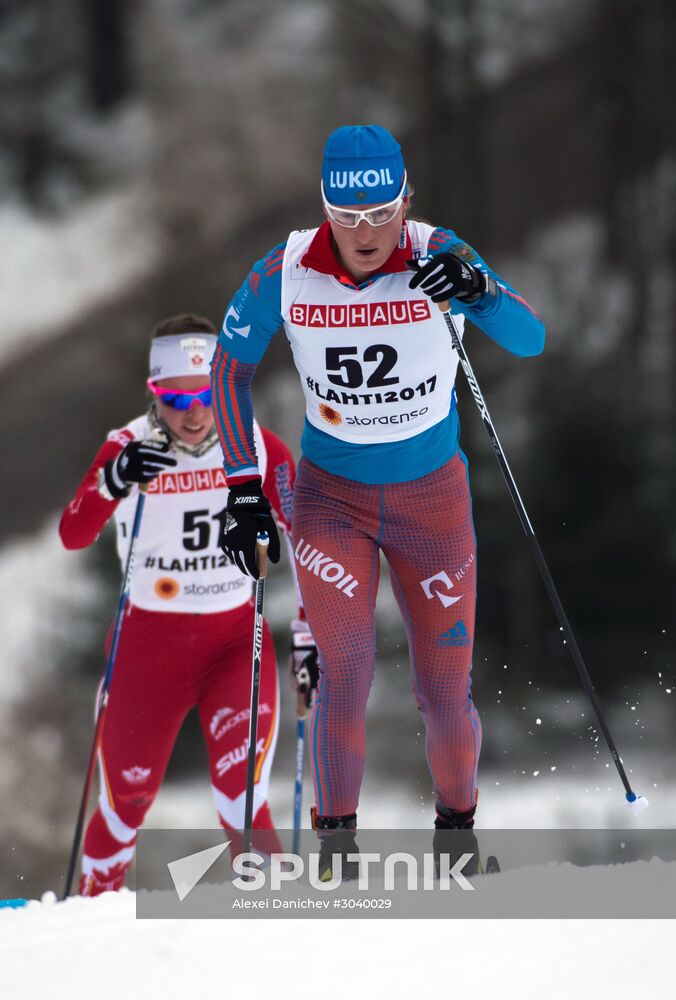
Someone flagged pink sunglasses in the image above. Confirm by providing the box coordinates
[147,379,212,410]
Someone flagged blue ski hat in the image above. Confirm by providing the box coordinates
[321,125,406,206]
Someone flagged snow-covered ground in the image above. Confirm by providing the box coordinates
[1,882,673,999]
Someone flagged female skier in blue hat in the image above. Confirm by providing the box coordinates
[211,125,545,878]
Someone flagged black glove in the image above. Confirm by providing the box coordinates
[103,438,176,499]
[408,252,491,304]
[214,478,281,579]
[289,619,319,712]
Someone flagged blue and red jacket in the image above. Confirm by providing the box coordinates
[211,222,545,485]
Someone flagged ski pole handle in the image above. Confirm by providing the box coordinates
[139,428,172,495]
[256,532,270,579]
[296,689,309,720]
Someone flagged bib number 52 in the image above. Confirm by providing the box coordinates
[326,345,399,389]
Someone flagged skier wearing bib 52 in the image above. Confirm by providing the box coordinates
[60,313,314,896]
[212,125,545,877]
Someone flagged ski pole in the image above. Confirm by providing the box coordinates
[62,486,148,899]
[292,693,308,856]
[438,301,648,815]
[242,533,270,859]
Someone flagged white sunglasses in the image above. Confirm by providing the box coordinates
[321,174,408,228]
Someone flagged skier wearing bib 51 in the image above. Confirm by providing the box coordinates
[211,126,545,878]
[60,313,314,896]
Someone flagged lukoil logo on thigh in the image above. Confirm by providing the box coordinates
[294,538,359,597]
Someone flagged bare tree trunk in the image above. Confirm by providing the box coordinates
[82,0,132,111]
[418,0,483,235]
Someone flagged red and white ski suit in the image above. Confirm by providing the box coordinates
[59,416,297,894]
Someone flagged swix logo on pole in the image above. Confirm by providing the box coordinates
[294,538,359,597]
[254,615,263,655]
[420,570,462,608]
[459,359,489,422]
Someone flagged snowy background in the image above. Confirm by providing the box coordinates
[0,1,674,995]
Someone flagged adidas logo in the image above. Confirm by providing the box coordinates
[437,620,471,648]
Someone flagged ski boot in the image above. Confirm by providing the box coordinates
[311,809,360,883]
[433,804,482,879]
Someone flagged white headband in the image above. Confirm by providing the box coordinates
[149,333,217,380]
